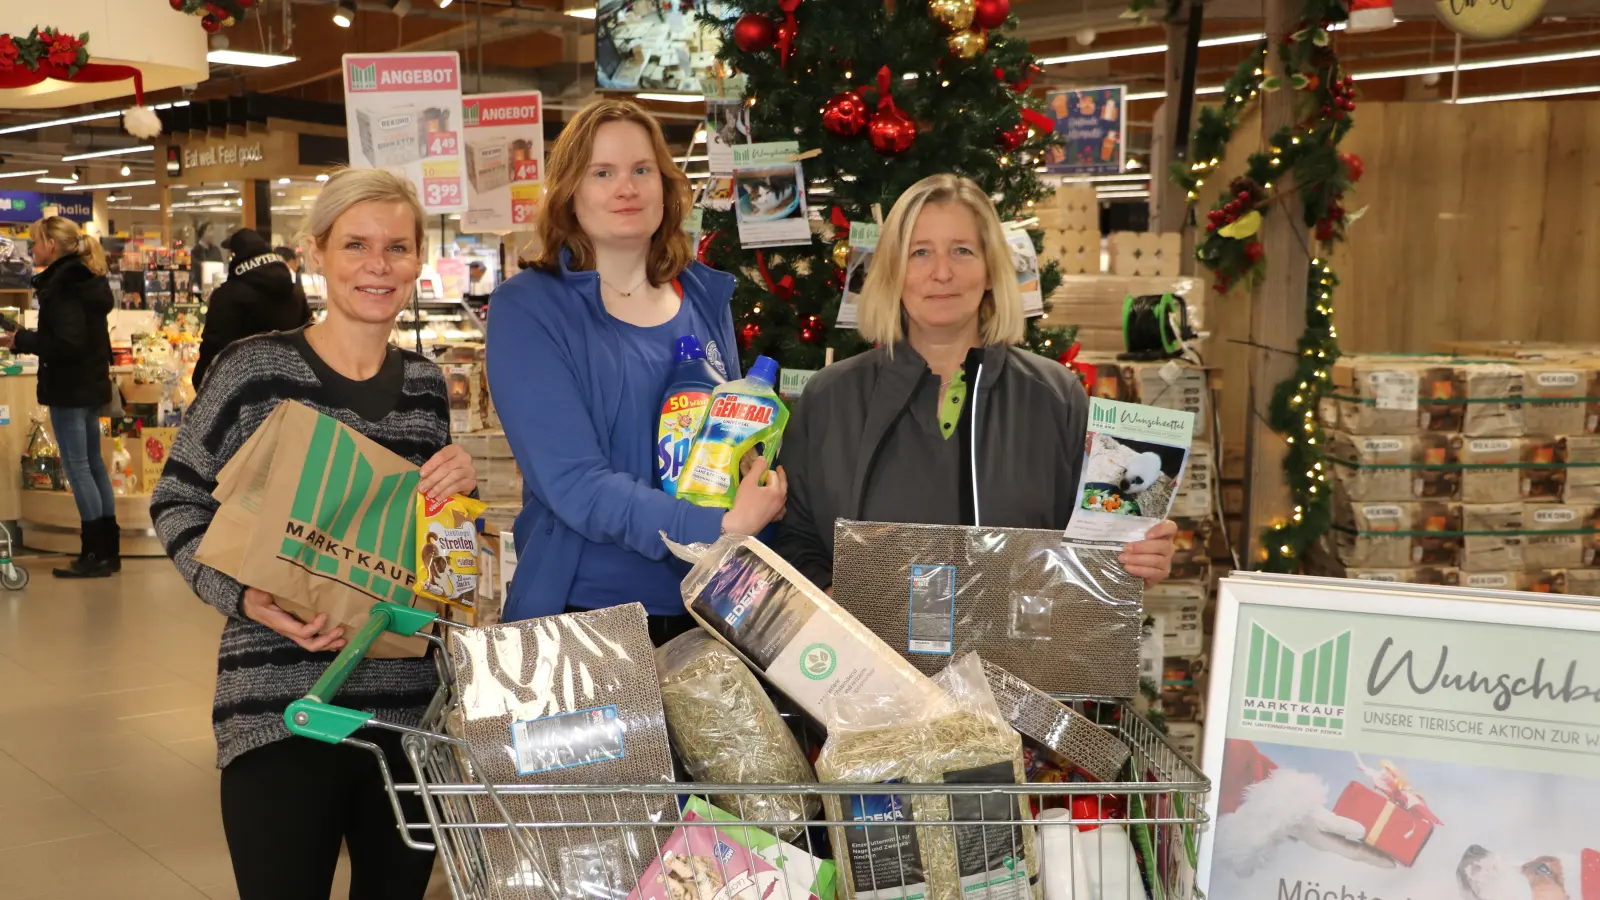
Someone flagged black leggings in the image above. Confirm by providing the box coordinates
[221,729,435,900]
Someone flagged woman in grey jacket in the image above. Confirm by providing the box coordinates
[774,174,1176,588]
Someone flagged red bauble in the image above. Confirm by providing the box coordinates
[776,18,798,65]
[1315,219,1336,241]
[732,13,777,52]
[201,14,222,32]
[740,322,762,347]
[868,108,917,156]
[972,0,1010,29]
[996,120,1029,151]
[697,230,717,265]
[821,91,870,137]
[1244,241,1264,262]
[169,0,185,8]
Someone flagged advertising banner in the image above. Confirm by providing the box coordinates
[0,191,93,224]
[341,52,468,215]
[1202,574,1600,900]
[1044,86,1126,176]
[460,91,545,234]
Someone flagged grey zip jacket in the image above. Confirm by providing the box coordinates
[774,341,1091,588]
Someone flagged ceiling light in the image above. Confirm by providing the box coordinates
[1099,190,1151,200]
[63,179,157,192]
[316,173,330,182]
[636,92,706,102]
[1039,33,1263,66]
[0,101,187,137]
[120,165,131,177]
[71,168,82,181]
[107,195,125,202]
[1125,158,1143,170]
[235,198,244,206]
[565,6,598,16]
[1456,83,1600,104]
[333,0,356,27]
[691,128,706,146]
[278,177,291,184]
[37,176,77,184]
[1363,47,1600,81]
[437,0,453,7]
[184,188,240,196]
[0,169,49,180]
[207,49,299,68]
[61,145,155,162]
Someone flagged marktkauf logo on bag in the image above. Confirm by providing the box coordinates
[279,414,418,604]
[1240,621,1353,736]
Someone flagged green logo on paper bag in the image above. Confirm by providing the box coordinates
[279,413,418,604]
[801,643,837,680]
[1241,622,1352,735]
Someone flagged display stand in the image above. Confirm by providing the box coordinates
[19,490,162,557]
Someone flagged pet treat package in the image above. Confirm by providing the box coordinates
[816,653,1040,900]
[1329,432,1456,502]
[671,534,945,726]
[414,493,488,609]
[966,655,1130,782]
[1064,397,1194,547]
[830,521,1143,698]
[445,603,677,900]
[681,797,838,900]
[657,630,820,839]
[624,809,783,900]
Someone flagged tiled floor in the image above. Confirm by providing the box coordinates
[0,556,451,899]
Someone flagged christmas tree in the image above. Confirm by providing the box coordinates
[698,0,1079,373]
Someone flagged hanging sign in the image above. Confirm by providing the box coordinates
[1201,573,1600,899]
[1044,86,1126,176]
[460,91,545,234]
[341,52,468,214]
[0,191,92,224]
[1434,0,1546,39]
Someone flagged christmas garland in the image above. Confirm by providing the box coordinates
[0,27,89,79]
[1169,0,1364,572]
[170,0,257,33]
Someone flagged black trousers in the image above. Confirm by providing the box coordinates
[221,729,435,900]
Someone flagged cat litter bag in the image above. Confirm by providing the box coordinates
[445,603,677,900]
[657,629,820,840]
[830,521,1144,698]
[669,533,945,728]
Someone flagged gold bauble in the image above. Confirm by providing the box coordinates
[929,0,976,32]
[947,28,987,60]
[832,240,851,269]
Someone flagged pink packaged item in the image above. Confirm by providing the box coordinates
[627,811,785,900]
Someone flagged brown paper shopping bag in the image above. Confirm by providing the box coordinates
[195,401,430,658]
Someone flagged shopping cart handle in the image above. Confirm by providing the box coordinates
[284,601,439,744]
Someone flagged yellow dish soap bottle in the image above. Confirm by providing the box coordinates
[677,356,789,509]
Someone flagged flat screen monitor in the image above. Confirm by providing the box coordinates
[595,0,740,95]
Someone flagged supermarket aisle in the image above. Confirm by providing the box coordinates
[0,557,450,900]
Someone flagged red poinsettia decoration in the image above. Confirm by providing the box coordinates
[0,35,19,70]
[47,30,84,68]
[0,27,90,78]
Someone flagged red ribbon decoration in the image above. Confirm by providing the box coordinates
[777,0,801,67]
[754,251,796,301]
[1057,342,1097,392]
[829,206,850,240]
[0,60,145,102]
[1020,108,1055,133]
[994,65,1037,94]
[875,65,896,112]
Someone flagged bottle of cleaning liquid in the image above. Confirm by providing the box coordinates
[655,335,725,498]
[677,356,789,510]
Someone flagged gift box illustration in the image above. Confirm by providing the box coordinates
[1330,758,1443,867]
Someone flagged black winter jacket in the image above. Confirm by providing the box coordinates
[193,232,311,390]
[14,254,113,409]
[773,342,1090,588]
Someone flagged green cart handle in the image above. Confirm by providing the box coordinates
[284,601,439,744]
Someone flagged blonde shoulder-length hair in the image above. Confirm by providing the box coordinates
[857,173,1025,349]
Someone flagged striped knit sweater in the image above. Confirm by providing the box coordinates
[152,330,449,768]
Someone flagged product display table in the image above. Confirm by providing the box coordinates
[19,490,164,557]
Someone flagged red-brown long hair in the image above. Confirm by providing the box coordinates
[533,98,693,286]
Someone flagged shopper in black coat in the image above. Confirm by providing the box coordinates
[0,216,119,578]
[193,228,312,390]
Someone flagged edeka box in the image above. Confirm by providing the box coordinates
[194,401,431,658]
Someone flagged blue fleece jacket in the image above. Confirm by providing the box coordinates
[487,249,740,622]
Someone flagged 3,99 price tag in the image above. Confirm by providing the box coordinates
[427,132,460,158]
[423,178,463,209]
[512,197,538,225]
[513,159,540,182]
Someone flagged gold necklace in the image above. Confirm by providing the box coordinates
[599,274,649,298]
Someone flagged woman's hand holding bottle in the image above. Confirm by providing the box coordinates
[721,457,788,536]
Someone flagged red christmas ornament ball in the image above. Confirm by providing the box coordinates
[972,0,1010,29]
[732,13,777,52]
[1244,241,1265,262]
[740,322,762,347]
[201,14,223,32]
[238,0,257,6]
[169,0,185,9]
[697,231,717,265]
[821,91,870,137]
[868,108,917,156]
[996,120,1029,151]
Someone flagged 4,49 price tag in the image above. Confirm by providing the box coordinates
[427,132,460,158]
[423,178,462,209]
[513,159,540,182]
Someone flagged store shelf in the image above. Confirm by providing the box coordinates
[19,490,165,558]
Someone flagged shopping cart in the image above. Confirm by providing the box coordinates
[0,522,28,590]
[286,602,1211,900]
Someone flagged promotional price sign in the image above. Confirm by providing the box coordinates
[1202,574,1600,900]
[461,91,545,234]
[342,52,468,215]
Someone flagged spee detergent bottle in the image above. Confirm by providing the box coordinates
[655,335,725,497]
[677,355,789,509]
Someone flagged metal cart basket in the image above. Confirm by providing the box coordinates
[286,603,1210,900]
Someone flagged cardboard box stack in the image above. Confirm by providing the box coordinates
[1108,232,1182,277]
[1035,184,1100,275]
[1317,352,1600,594]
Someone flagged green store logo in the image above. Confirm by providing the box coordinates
[801,643,837,681]
[1241,621,1352,735]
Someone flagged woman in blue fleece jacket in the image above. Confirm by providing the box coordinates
[487,98,788,638]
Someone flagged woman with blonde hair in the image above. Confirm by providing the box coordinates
[0,216,118,578]
[152,168,475,899]
[487,97,786,633]
[774,173,1177,586]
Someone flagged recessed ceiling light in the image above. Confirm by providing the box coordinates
[207,50,299,68]
[333,0,356,27]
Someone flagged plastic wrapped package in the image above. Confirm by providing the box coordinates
[967,655,1129,782]
[1459,504,1524,572]
[1523,503,1597,570]
[445,603,676,900]
[816,654,1041,900]
[671,534,945,726]
[830,521,1144,698]
[656,629,820,839]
